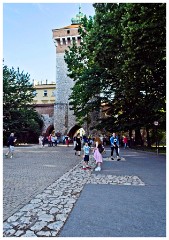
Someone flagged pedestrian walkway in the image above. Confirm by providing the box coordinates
[3,146,166,237]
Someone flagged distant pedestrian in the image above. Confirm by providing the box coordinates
[62,135,65,144]
[5,133,17,159]
[42,136,46,147]
[123,135,128,149]
[48,134,52,147]
[93,136,103,171]
[75,133,81,156]
[82,142,91,170]
[110,133,120,160]
[51,135,56,147]
[103,135,107,146]
[65,135,69,147]
[39,135,43,148]
[54,136,58,146]
[73,135,77,149]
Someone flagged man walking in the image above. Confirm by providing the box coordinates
[5,133,17,159]
[110,133,120,160]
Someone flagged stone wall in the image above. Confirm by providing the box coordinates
[33,104,54,135]
[34,104,54,117]
[54,52,76,135]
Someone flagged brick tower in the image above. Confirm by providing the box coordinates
[52,7,83,137]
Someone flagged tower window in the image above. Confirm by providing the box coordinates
[44,90,48,97]
[67,30,70,34]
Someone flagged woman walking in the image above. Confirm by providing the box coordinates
[75,133,81,156]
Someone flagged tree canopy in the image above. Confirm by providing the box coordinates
[64,3,166,143]
[3,64,43,144]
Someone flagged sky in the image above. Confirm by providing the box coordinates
[2,0,167,84]
[2,1,95,84]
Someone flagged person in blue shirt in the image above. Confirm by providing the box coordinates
[110,133,120,161]
[82,142,91,170]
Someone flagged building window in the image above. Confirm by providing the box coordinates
[44,90,48,97]
[32,90,37,97]
[67,30,70,34]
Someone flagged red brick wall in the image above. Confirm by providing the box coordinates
[33,104,54,117]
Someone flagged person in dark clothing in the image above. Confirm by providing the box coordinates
[5,133,17,159]
[110,132,120,160]
[75,134,81,156]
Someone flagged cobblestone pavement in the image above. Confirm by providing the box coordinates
[3,145,145,237]
[3,144,80,221]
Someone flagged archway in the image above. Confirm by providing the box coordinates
[68,125,82,138]
[45,125,54,137]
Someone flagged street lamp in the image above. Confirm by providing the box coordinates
[154,121,159,155]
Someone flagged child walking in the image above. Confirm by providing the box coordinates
[82,142,91,170]
[93,136,103,171]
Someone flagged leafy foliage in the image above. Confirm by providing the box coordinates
[3,64,43,144]
[64,3,166,144]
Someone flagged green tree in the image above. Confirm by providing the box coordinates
[119,3,166,145]
[3,64,43,144]
[65,3,166,145]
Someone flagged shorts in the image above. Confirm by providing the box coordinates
[84,155,89,162]
[9,145,14,152]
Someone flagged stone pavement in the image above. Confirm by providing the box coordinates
[3,146,166,237]
[3,144,80,221]
[59,149,166,237]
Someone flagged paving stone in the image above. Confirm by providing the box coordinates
[3,222,13,229]
[22,230,37,237]
[7,215,19,223]
[48,221,64,230]
[3,228,16,236]
[30,221,48,231]
[38,213,54,222]
[14,230,24,237]
[21,203,41,212]
[30,199,42,204]
[50,207,60,214]
[56,213,68,222]
[36,230,52,237]
[3,152,145,237]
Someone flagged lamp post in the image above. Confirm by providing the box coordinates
[154,121,159,155]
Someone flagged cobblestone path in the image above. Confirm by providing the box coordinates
[3,145,80,220]
[3,145,145,237]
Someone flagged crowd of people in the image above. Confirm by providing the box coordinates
[72,133,129,171]
[5,131,129,172]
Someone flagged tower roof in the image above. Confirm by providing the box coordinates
[71,5,84,25]
[62,24,80,29]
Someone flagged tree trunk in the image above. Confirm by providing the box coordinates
[135,128,143,146]
[129,129,132,147]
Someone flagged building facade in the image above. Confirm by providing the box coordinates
[32,81,56,136]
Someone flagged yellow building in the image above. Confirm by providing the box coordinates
[32,81,56,136]
[32,80,56,104]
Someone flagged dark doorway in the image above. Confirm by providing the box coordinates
[45,125,54,136]
[68,125,81,138]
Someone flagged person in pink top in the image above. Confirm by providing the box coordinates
[93,136,103,171]
[123,136,128,149]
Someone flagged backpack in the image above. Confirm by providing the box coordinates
[98,144,105,153]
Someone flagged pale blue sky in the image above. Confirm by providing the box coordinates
[3,2,95,84]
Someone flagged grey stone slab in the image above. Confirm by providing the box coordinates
[59,184,166,237]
